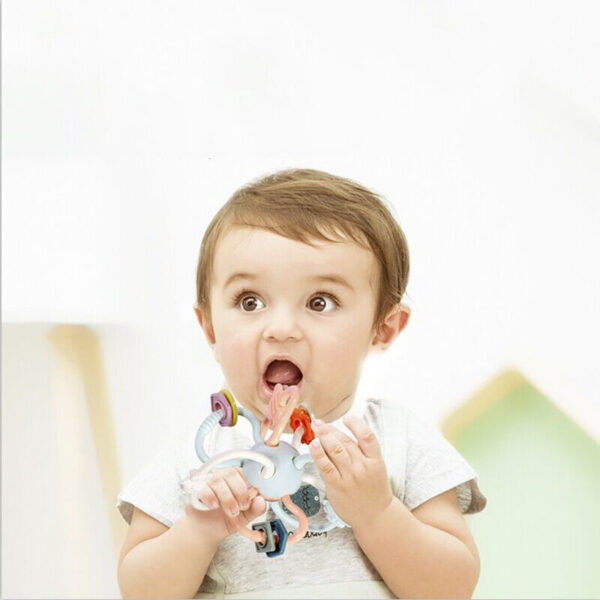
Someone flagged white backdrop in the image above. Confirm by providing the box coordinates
[2,1,600,596]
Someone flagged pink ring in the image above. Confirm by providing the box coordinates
[211,392,234,426]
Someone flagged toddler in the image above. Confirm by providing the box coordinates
[116,168,487,599]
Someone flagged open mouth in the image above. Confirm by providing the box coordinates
[261,359,304,397]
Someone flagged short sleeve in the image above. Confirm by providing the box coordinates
[116,437,192,527]
[403,406,487,515]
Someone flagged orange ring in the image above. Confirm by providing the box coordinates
[290,408,315,444]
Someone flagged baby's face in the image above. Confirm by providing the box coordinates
[198,226,382,423]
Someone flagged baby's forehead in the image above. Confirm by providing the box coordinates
[216,225,365,254]
[213,226,378,289]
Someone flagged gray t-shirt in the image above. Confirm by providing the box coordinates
[117,398,487,598]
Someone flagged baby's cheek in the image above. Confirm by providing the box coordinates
[220,338,254,379]
[226,335,247,370]
[321,339,361,382]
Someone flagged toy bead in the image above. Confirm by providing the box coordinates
[252,521,276,553]
[266,519,288,558]
[289,408,315,444]
[221,389,238,425]
[210,389,238,426]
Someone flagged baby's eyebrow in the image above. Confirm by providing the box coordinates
[223,272,257,289]
[310,274,355,292]
[222,271,355,292]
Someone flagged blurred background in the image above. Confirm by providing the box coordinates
[2,1,599,598]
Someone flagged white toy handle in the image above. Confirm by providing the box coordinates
[184,449,276,511]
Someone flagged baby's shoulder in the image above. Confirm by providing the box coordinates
[361,396,412,436]
[361,398,488,514]
[362,397,440,436]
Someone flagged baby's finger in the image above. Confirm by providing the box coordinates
[309,437,340,481]
[195,485,220,510]
[242,494,267,521]
[208,477,240,517]
[342,414,382,460]
[312,422,352,473]
[328,426,363,464]
[226,469,259,511]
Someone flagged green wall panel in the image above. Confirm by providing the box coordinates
[453,383,600,599]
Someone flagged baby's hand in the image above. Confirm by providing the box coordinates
[308,416,393,529]
[183,466,267,539]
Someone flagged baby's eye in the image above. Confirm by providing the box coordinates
[308,294,338,313]
[238,294,265,312]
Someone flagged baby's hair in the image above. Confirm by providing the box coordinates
[196,168,410,335]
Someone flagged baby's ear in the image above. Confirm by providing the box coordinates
[193,303,217,347]
[371,303,410,351]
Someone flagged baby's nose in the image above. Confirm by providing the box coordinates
[263,308,302,341]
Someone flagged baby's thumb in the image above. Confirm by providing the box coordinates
[245,495,267,521]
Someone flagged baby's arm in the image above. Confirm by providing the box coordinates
[309,416,480,598]
[353,488,480,598]
[117,466,265,599]
[117,506,221,599]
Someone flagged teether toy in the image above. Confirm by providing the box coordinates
[183,383,349,558]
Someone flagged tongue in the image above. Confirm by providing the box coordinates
[265,360,302,385]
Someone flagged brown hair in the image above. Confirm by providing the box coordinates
[195,168,410,335]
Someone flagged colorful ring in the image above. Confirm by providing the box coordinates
[220,389,238,426]
[266,519,288,558]
[252,521,276,553]
[210,390,238,427]
[290,408,314,444]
